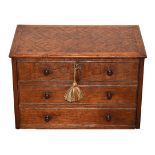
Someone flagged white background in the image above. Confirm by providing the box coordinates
[0,0,154,154]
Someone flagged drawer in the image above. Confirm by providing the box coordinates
[19,84,137,107]
[17,61,138,82]
[80,62,139,82]
[17,62,74,81]
[19,108,136,129]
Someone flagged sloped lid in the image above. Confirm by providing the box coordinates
[10,25,147,58]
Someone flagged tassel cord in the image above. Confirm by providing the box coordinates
[73,63,77,83]
[64,63,83,102]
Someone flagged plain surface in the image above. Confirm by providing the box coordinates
[0,0,154,155]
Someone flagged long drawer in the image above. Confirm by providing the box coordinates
[17,61,139,82]
[19,107,136,129]
[19,84,137,107]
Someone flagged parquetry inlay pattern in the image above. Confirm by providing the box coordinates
[10,25,146,58]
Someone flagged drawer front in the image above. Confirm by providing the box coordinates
[20,108,136,129]
[80,62,139,82]
[17,62,74,81]
[19,85,137,107]
[17,61,138,82]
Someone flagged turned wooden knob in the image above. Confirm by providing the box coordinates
[105,114,112,121]
[43,68,50,76]
[107,69,113,76]
[44,115,51,122]
[106,91,113,100]
[43,92,50,99]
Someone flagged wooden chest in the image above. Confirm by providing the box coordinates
[10,25,146,129]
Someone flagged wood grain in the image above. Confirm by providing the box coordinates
[20,107,136,129]
[9,25,147,58]
[19,84,137,108]
[17,61,139,82]
[9,25,146,129]
[136,59,144,128]
[11,59,20,129]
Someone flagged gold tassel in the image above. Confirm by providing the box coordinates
[64,63,83,102]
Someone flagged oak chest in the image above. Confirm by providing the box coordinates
[10,25,146,129]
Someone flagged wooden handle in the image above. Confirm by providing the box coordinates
[44,115,51,122]
[106,91,113,100]
[105,114,112,121]
[43,68,50,76]
[43,92,50,99]
[107,69,113,76]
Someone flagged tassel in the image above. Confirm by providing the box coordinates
[64,64,83,102]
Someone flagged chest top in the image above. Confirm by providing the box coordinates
[9,25,146,58]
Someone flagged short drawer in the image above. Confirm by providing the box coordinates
[17,62,74,81]
[80,61,139,82]
[19,108,136,129]
[19,84,137,107]
[17,61,139,82]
